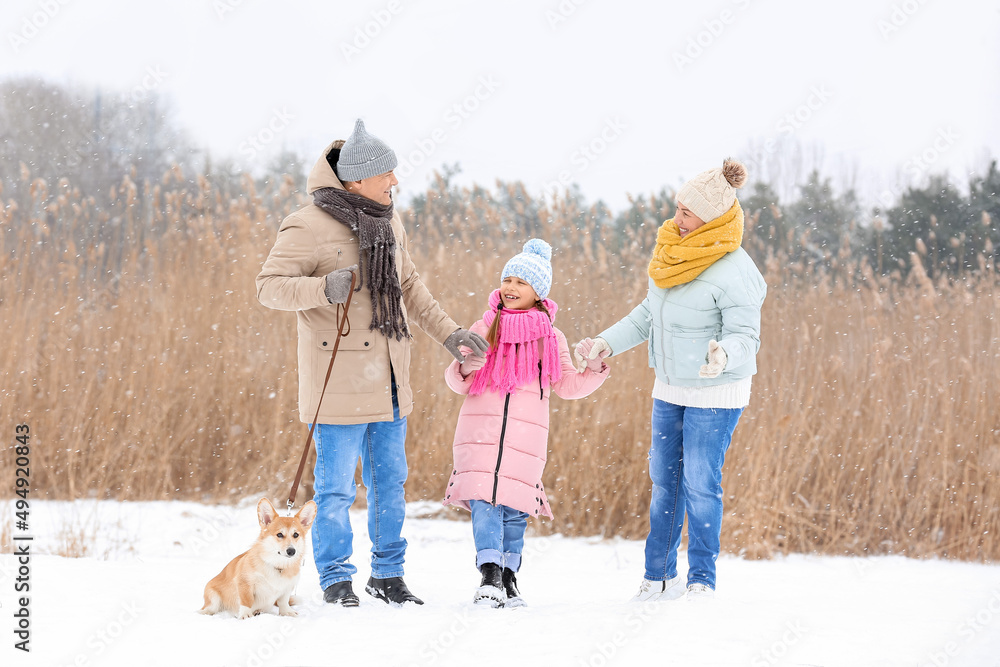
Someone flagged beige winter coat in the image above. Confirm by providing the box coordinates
[256,140,459,424]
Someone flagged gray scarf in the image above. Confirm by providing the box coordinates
[312,187,411,341]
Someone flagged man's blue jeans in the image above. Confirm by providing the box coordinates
[311,389,408,590]
[469,500,529,572]
[644,399,744,590]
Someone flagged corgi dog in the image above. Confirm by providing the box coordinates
[200,498,317,619]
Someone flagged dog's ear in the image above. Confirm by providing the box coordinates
[296,500,318,529]
[257,498,277,528]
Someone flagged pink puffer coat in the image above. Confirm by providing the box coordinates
[443,319,609,519]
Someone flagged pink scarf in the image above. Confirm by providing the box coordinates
[468,289,562,396]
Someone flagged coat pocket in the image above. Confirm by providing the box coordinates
[314,328,376,394]
[316,240,360,276]
[670,328,717,380]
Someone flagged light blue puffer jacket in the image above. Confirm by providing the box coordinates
[599,247,766,387]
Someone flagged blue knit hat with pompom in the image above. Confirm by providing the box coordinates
[502,238,553,300]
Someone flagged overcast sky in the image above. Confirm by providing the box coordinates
[3,0,999,211]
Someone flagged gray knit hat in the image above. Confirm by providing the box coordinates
[336,119,398,182]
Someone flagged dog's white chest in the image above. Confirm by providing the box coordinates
[255,568,296,602]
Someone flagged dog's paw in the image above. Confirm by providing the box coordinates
[278,608,299,617]
[237,606,253,620]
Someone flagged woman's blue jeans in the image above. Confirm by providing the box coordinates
[644,399,744,589]
[469,500,529,572]
[310,388,409,590]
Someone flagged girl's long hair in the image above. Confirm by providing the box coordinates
[486,299,551,348]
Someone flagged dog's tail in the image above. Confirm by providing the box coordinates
[199,589,222,615]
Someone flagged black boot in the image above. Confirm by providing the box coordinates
[502,567,526,608]
[365,576,424,605]
[323,581,359,607]
[474,563,506,608]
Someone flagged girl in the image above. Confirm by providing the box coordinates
[443,239,610,608]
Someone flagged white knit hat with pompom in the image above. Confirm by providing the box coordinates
[675,158,748,222]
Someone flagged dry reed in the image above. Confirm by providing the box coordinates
[1,168,997,562]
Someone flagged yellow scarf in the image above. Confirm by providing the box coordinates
[647,199,744,288]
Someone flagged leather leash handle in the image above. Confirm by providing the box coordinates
[287,271,356,512]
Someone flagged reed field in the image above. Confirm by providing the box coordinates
[1,167,998,562]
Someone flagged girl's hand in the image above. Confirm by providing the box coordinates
[460,352,487,378]
[574,337,611,373]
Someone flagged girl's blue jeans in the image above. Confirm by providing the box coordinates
[644,399,744,590]
[469,499,529,572]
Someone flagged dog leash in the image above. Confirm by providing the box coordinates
[286,271,356,515]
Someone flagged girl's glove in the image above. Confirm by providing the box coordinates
[574,337,611,373]
[699,340,728,378]
[459,351,487,378]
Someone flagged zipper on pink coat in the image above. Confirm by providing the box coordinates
[491,392,512,505]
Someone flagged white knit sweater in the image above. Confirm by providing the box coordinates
[652,376,752,409]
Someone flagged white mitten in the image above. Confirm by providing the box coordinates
[574,337,611,373]
[699,340,727,378]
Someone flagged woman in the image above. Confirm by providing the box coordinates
[577,158,766,600]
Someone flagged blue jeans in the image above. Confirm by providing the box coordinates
[311,385,408,590]
[644,399,744,590]
[469,500,529,572]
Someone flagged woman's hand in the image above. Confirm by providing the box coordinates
[574,337,611,373]
[699,340,728,378]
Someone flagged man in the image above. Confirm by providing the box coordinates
[256,119,488,606]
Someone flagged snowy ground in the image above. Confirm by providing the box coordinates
[2,499,1000,667]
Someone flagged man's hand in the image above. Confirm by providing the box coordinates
[444,329,489,363]
[574,337,611,373]
[699,340,728,378]
[324,265,357,304]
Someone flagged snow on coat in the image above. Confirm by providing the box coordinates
[443,319,609,519]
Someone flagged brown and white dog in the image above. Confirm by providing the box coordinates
[199,498,317,619]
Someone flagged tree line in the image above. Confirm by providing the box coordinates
[2,78,997,282]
